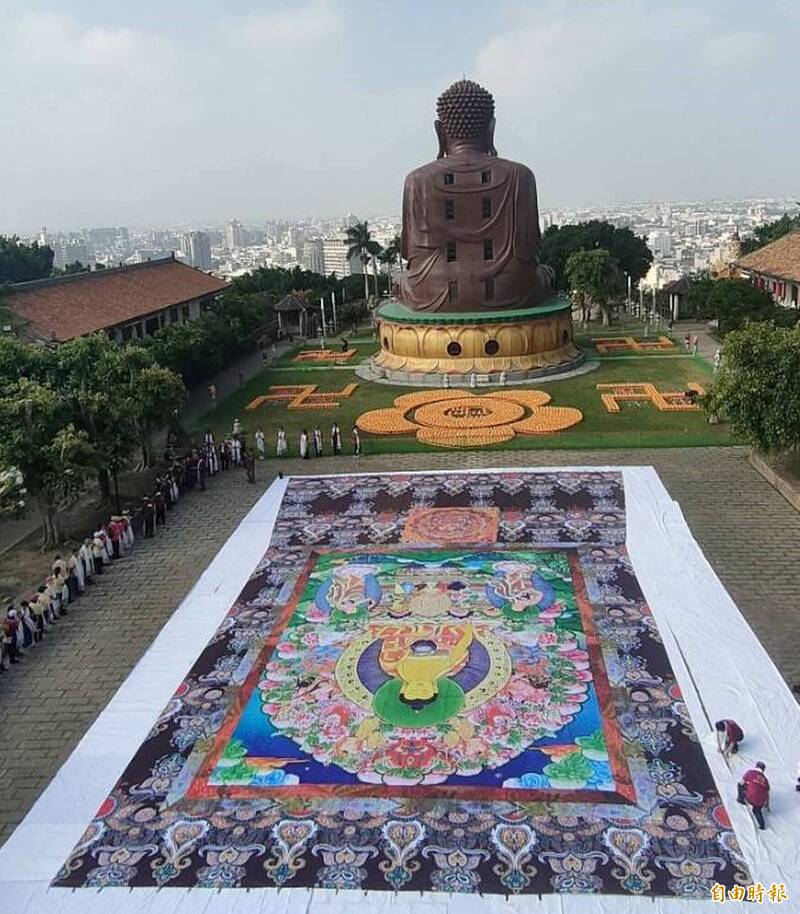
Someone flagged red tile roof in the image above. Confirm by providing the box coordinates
[735,231,800,284]
[4,257,229,342]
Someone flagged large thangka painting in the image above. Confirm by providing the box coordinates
[54,472,750,898]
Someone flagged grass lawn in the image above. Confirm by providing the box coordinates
[189,351,735,455]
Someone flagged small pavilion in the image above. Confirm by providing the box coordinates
[274,292,317,338]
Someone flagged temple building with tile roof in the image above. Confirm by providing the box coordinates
[735,230,800,308]
[3,254,229,344]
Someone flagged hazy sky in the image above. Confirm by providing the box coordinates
[1,0,798,233]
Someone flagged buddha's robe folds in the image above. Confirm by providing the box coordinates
[399,150,553,313]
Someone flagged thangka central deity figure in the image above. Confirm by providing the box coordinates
[399,79,555,313]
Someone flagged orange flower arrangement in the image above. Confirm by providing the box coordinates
[356,389,582,449]
[294,348,356,363]
[246,383,358,411]
[593,336,675,354]
[597,382,705,413]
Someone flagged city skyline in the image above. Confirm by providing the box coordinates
[32,196,798,287]
[1,0,799,232]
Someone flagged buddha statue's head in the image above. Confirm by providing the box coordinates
[435,79,497,159]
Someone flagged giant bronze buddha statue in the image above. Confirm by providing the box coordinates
[367,80,580,384]
[399,79,554,313]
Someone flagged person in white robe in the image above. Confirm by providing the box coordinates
[331,423,342,455]
[203,429,215,449]
[276,427,288,457]
[255,428,266,459]
[232,436,242,466]
[68,551,85,594]
[92,531,107,571]
[300,430,309,459]
[233,418,243,437]
[352,426,361,456]
[79,538,95,580]
[102,527,113,563]
[313,426,323,457]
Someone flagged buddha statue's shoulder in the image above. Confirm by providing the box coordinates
[405,153,534,185]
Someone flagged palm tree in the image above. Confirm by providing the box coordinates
[371,243,383,298]
[379,246,398,293]
[390,233,403,274]
[344,221,382,302]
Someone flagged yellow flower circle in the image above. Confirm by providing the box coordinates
[355,388,582,449]
[355,408,417,435]
[513,407,583,434]
[414,397,525,430]
[487,389,551,409]
[416,426,516,448]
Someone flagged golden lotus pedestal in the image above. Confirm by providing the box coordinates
[361,297,583,387]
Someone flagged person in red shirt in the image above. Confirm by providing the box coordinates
[737,761,770,829]
[107,518,122,559]
[715,719,744,758]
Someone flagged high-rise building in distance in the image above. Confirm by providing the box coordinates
[303,238,324,274]
[183,231,212,271]
[322,238,362,277]
[225,219,246,250]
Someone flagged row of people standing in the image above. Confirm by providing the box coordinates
[247,423,361,459]
[3,432,263,677]
[2,516,136,674]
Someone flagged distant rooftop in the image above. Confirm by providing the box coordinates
[735,231,800,284]
[3,256,229,342]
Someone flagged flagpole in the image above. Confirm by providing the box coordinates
[319,296,327,346]
[331,290,338,336]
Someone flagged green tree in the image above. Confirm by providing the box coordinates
[541,220,652,291]
[0,379,94,546]
[565,248,623,326]
[704,278,793,336]
[0,235,55,283]
[54,334,139,501]
[0,465,27,518]
[740,209,800,255]
[127,360,186,468]
[379,234,402,292]
[706,324,800,452]
[344,221,382,302]
[684,271,716,320]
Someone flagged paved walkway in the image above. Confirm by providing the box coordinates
[675,320,720,366]
[2,447,800,845]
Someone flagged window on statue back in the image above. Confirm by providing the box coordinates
[445,199,455,220]
[481,169,491,184]
[482,198,492,219]
[484,239,494,261]
[446,241,457,262]
[444,172,454,186]
[484,277,495,301]
[448,280,459,303]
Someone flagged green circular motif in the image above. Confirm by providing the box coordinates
[373,677,465,728]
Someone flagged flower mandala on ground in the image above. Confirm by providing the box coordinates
[356,389,582,449]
